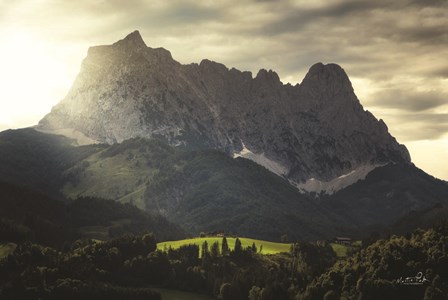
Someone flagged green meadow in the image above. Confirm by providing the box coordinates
[158,237,357,258]
[158,237,291,255]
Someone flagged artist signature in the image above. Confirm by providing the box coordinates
[396,272,430,285]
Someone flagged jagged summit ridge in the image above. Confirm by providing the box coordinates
[38,31,410,192]
[113,30,147,49]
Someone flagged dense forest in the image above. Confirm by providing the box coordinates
[0,181,185,246]
[1,222,447,299]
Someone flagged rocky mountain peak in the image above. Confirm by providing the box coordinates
[38,31,411,194]
[303,62,350,82]
[300,62,354,101]
[255,69,281,84]
[113,30,147,50]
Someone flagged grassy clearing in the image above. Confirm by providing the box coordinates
[158,237,361,257]
[0,243,17,259]
[157,237,291,255]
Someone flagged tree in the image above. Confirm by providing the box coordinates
[201,240,209,258]
[324,290,338,300]
[222,237,230,256]
[220,283,232,300]
[249,286,263,300]
[281,234,289,243]
[210,241,220,258]
[234,238,242,256]
[251,242,257,253]
[142,233,157,253]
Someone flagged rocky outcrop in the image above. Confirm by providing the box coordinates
[38,30,411,191]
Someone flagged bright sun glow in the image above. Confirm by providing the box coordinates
[0,28,74,130]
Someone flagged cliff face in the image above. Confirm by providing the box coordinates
[38,31,410,191]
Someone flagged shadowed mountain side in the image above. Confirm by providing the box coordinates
[0,128,103,197]
[0,129,446,241]
[0,181,185,246]
[387,203,448,235]
[320,163,448,229]
[143,151,356,241]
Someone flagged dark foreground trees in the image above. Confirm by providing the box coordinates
[1,224,447,299]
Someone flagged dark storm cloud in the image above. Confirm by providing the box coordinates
[430,67,448,79]
[395,25,448,45]
[258,0,383,36]
[368,89,448,112]
[388,113,448,141]
[124,2,224,33]
[407,0,447,7]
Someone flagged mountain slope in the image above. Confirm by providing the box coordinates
[2,129,446,241]
[60,135,353,240]
[320,163,448,229]
[0,129,352,240]
[0,128,102,197]
[38,30,410,192]
[0,180,185,245]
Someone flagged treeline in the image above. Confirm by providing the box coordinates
[0,232,335,299]
[1,224,447,299]
[296,223,448,300]
[0,234,162,299]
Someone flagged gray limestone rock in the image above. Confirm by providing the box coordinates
[38,31,411,189]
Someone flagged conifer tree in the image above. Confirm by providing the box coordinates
[210,241,220,258]
[222,237,230,256]
[234,238,242,256]
[201,240,209,258]
[251,242,257,253]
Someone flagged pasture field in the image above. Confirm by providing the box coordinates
[158,237,360,258]
[158,237,291,255]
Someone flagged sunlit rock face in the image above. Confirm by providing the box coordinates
[38,30,411,191]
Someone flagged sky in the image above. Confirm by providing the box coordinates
[0,0,447,180]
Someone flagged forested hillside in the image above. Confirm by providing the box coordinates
[1,223,446,299]
[0,181,185,246]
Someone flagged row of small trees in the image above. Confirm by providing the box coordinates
[200,237,260,259]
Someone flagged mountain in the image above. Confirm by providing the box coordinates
[1,31,446,241]
[38,30,410,193]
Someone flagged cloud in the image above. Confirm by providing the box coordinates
[429,66,448,79]
[367,89,448,112]
[375,112,448,141]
